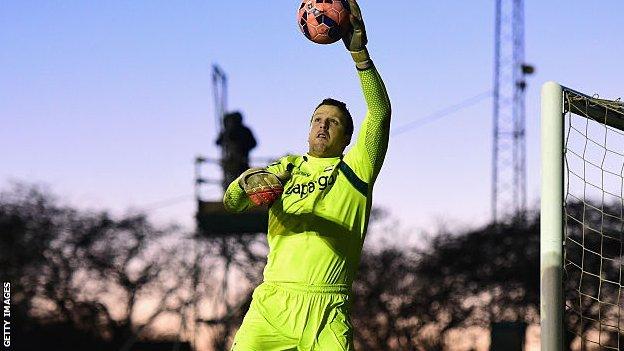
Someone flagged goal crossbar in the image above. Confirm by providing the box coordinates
[564,88,624,131]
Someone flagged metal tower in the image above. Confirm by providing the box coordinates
[492,0,533,223]
[212,65,228,173]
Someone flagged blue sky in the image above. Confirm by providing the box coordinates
[1,1,623,233]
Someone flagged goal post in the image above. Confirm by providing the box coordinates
[541,81,564,351]
[541,81,624,351]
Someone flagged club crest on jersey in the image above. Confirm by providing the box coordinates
[284,174,336,199]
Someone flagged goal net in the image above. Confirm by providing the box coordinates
[541,82,624,351]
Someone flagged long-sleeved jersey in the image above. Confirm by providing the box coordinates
[224,65,390,286]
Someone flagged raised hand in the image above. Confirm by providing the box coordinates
[342,0,367,52]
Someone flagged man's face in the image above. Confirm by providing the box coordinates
[307,104,350,158]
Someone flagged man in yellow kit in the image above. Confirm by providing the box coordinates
[223,1,390,349]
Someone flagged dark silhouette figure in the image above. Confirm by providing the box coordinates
[216,111,257,190]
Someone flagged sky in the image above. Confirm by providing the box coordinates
[1,1,623,236]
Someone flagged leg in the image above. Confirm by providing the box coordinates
[231,294,298,351]
[314,308,354,351]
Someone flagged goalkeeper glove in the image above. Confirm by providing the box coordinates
[342,0,372,70]
[238,168,290,206]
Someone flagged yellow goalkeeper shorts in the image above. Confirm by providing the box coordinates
[231,282,354,351]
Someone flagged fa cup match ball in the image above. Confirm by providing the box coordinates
[297,0,351,44]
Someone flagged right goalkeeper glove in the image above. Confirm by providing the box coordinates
[342,0,372,70]
[238,168,290,206]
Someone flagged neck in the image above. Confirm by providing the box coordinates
[308,151,341,158]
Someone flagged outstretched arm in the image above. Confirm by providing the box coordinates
[344,0,391,182]
[354,66,391,181]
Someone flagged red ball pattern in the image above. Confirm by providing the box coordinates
[297,0,351,44]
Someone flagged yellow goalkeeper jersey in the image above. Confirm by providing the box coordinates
[225,66,391,287]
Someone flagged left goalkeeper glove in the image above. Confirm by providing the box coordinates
[238,168,290,206]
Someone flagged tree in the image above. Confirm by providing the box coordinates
[197,234,266,351]
[5,182,617,350]
[0,183,194,350]
[350,213,541,350]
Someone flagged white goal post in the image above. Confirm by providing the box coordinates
[541,81,624,351]
[541,81,565,351]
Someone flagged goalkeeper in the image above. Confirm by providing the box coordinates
[224,1,391,349]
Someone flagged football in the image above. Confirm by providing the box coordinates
[297,0,351,44]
